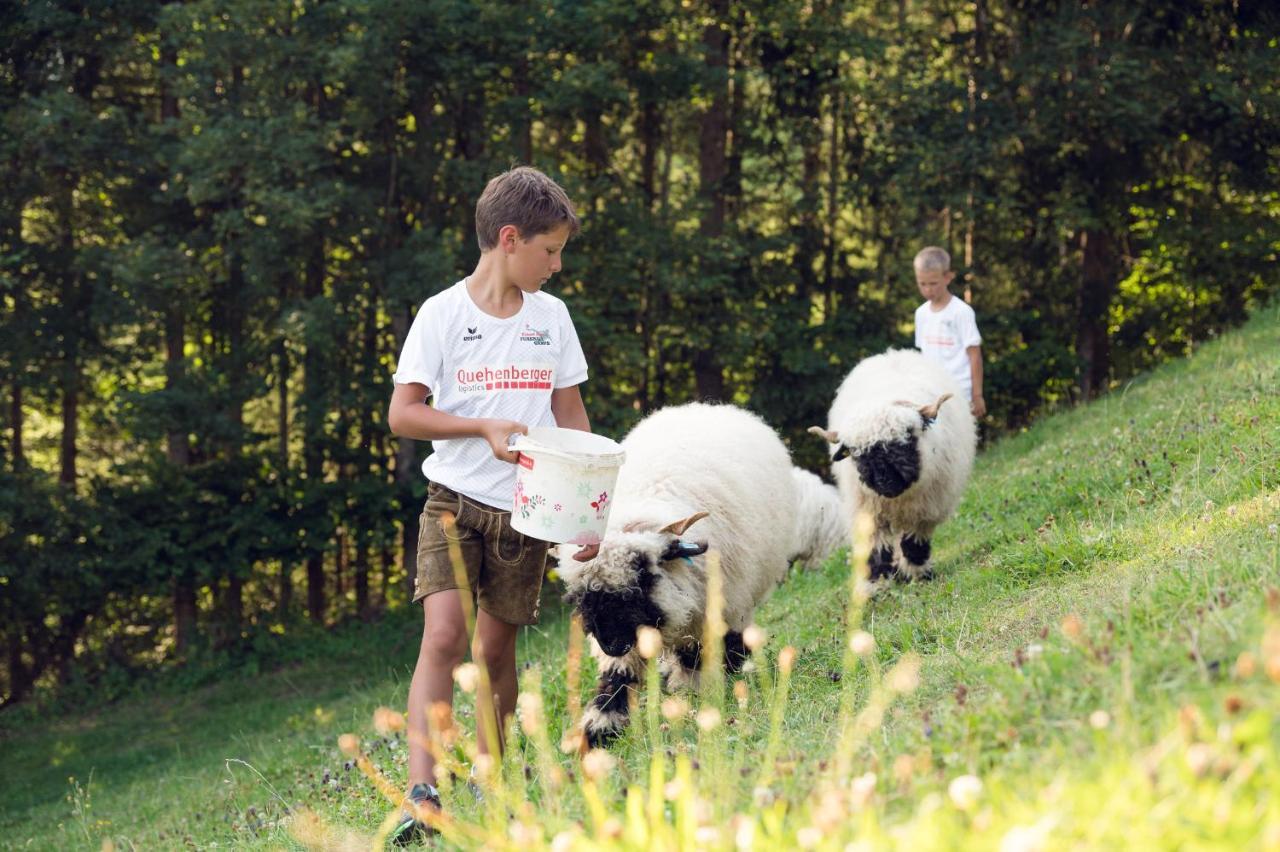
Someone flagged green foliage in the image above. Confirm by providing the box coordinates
[1,0,1278,702]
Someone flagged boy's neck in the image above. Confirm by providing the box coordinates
[928,290,954,311]
[467,254,524,319]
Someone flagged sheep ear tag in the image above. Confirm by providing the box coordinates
[662,539,709,564]
[832,445,851,461]
[658,511,709,537]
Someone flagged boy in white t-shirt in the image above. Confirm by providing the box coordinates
[912,246,986,418]
[386,166,591,842]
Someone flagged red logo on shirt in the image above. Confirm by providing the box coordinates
[454,363,555,394]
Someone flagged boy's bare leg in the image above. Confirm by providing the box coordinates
[408,590,469,788]
[473,609,519,761]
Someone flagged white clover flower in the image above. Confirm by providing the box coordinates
[696,707,722,731]
[848,631,875,656]
[849,772,877,808]
[948,774,983,810]
[636,626,663,659]
[453,662,480,693]
[1089,710,1111,730]
[743,624,767,651]
[661,696,690,720]
[581,748,616,782]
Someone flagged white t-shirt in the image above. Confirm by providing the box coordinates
[393,279,589,510]
[914,296,982,398]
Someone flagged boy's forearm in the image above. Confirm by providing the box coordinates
[551,387,591,432]
[968,346,984,397]
[389,402,492,442]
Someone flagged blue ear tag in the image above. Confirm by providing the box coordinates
[681,556,694,566]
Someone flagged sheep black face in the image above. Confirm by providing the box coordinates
[572,553,668,657]
[562,515,711,659]
[854,434,920,498]
[810,393,952,500]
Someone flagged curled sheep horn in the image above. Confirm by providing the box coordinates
[918,393,953,422]
[658,511,709,537]
[807,425,840,444]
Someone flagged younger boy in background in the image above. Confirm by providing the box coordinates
[912,246,986,418]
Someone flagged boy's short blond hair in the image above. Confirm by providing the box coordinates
[913,246,952,273]
[475,166,580,251]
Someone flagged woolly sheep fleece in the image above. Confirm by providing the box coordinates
[790,467,849,570]
[823,348,976,576]
[558,402,799,650]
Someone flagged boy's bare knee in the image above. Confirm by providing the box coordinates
[423,620,469,664]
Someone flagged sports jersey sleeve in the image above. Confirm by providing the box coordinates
[959,304,982,348]
[555,302,589,388]
[392,299,443,392]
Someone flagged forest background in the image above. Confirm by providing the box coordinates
[1,0,1276,708]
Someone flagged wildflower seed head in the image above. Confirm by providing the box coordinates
[695,826,722,846]
[734,680,749,708]
[373,707,405,735]
[886,655,921,693]
[550,829,580,852]
[472,753,495,780]
[743,624,767,651]
[637,625,663,659]
[337,734,360,757]
[581,748,616,782]
[661,696,690,720]
[893,754,915,785]
[1089,710,1111,730]
[797,826,822,848]
[850,772,877,808]
[453,662,480,693]
[1185,743,1214,777]
[1266,655,1280,685]
[733,815,756,850]
[948,774,983,810]
[1061,614,1084,641]
[1235,651,1257,679]
[696,707,722,731]
[778,645,798,674]
[849,630,876,656]
[518,692,545,734]
[601,817,623,839]
[752,786,775,807]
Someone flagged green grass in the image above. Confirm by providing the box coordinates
[3,303,1278,850]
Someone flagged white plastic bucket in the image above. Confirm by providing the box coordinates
[508,427,626,545]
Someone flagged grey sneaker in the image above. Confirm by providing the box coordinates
[388,782,441,846]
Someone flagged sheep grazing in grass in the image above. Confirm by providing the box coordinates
[557,402,797,747]
[789,467,849,570]
[809,349,975,581]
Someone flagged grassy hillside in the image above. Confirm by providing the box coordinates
[3,303,1278,850]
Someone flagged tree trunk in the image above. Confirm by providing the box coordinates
[694,0,731,401]
[1076,228,1119,399]
[392,307,420,601]
[304,236,327,623]
[277,277,293,619]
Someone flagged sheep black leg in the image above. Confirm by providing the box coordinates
[898,534,934,581]
[723,631,749,672]
[869,544,896,580]
[582,660,640,748]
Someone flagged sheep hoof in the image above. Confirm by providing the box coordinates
[585,724,622,749]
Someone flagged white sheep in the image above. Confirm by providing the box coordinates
[808,348,975,581]
[789,467,849,570]
[557,402,797,747]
